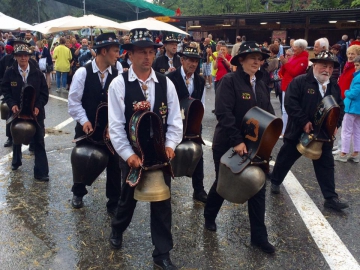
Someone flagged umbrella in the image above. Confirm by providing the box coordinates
[117,17,188,35]
[0,12,36,31]
[40,14,128,34]
[32,16,76,34]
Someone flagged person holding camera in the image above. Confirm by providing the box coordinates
[75,39,96,67]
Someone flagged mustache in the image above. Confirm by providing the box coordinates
[320,72,330,76]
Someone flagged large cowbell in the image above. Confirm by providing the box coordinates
[1,101,9,120]
[126,108,172,202]
[217,107,283,204]
[71,144,109,186]
[297,95,340,160]
[171,98,204,177]
[8,84,37,145]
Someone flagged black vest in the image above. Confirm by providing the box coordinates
[123,71,168,138]
[152,54,181,74]
[74,62,118,139]
[167,67,205,101]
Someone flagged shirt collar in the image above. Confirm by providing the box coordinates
[91,59,113,75]
[165,52,173,60]
[18,64,29,73]
[128,65,159,83]
[181,66,194,80]
[314,75,329,86]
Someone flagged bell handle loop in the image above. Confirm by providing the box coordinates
[141,162,169,171]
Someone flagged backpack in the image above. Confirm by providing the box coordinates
[269,61,281,82]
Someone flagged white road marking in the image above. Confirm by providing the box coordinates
[268,160,360,269]
[49,94,68,103]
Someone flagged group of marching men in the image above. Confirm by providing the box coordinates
[1,27,349,269]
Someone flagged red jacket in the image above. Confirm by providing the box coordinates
[338,61,355,99]
[279,50,309,91]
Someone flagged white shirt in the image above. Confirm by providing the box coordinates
[18,64,29,83]
[108,65,183,162]
[314,76,330,98]
[180,66,206,107]
[68,59,122,125]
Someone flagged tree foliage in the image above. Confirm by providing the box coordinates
[153,0,353,15]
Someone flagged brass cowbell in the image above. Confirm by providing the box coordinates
[296,140,323,160]
[134,170,170,202]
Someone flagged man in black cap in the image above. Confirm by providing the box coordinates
[68,33,122,215]
[152,35,181,75]
[167,46,208,203]
[0,39,38,148]
[270,51,349,211]
[2,41,49,180]
[108,28,183,270]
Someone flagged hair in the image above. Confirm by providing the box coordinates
[96,45,112,55]
[269,44,279,54]
[286,48,294,55]
[217,40,226,46]
[242,35,246,41]
[293,39,308,49]
[315,37,329,50]
[36,40,43,48]
[190,41,200,52]
[42,39,48,45]
[208,34,212,39]
[59,37,66,45]
[354,56,360,63]
[347,45,360,56]
[342,35,348,41]
[236,36,241,41]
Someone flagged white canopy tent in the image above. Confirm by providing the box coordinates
[34,14,128,34]
[0,12,36,31]
[32,16,76,34]
[116,17,188,35]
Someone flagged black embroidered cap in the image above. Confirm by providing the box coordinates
[178,46,201,59]
[121,28,162,50]
[230,41,270,66]
[310,51,340,68]
[92,33,120,49]
[163,34,180,44]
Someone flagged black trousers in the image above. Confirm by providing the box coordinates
[112,159,173,260]
[204,149,268,244]
[12,119,49,178]
[271,139,338,199]
[71,141,122,210]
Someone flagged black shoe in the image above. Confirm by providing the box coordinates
[211,109,215,113]
[11,164,20,170]
[204,219,217,231]
[109,229,123,249]
[4,138,12,147]
[29,145,34,152]
[193,190,208,203]
[324,197,349,211]
[71,195,83,209]
[271,183,280,194]
[251,241,276,254]
[154,258,178,270]
[34,175,49,182]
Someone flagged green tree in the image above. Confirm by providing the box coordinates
[351,0,360,6]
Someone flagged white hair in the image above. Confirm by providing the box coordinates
[293,39,308,49]
[315,37,329,50]
[342,35,348,41]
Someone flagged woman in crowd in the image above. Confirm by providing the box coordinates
[204,41,276,254]
[278,39,308,138]
[330,44,343,81]
[37,40,53,89]
[266,44,280,93]
[335,56,360,163]
[338,45,360,99]
[213,41,231,90]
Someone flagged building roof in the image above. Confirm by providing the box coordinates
[55,0,175,22]
[169,8,360,28]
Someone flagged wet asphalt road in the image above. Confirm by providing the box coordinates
[0,83,360,270]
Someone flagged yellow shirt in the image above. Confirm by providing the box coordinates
[210,51,218,77]
[53,45,72,72]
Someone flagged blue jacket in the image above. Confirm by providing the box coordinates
[344,70,360,115]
